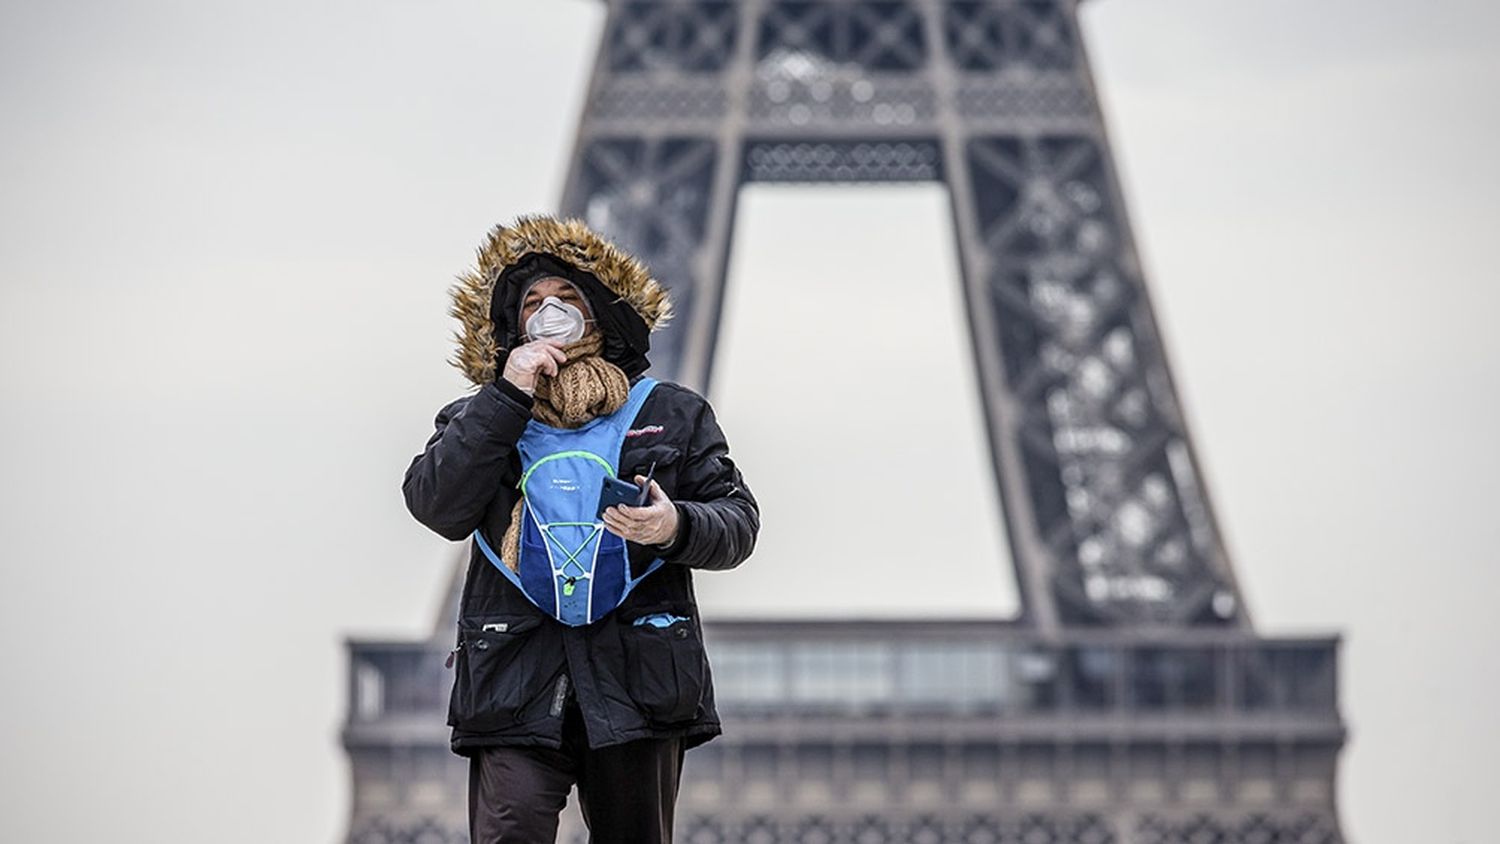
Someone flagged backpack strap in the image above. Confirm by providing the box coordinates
[594,376,659,463]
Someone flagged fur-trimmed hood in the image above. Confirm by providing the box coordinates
[447,215,674,387]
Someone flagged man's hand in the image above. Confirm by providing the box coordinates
[602,476,680,546]
[501,338,568,395]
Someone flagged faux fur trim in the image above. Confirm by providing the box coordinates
[447,215,674,387]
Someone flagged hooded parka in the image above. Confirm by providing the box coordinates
[402,215,760,757]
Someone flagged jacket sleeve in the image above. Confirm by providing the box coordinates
[654,397,760,571]
[402,380,535,541]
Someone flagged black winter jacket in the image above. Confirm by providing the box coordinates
[402,374,759,755]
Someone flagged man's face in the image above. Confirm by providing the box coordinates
[519,276,594,341]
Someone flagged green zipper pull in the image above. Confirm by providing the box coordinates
[563,577,577,597]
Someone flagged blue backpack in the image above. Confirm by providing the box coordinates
[474,376,668,626]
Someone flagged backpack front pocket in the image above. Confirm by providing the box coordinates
[619,607,707,724]
[448,615,544,732]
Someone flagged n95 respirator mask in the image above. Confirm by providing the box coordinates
[524,296,589,344]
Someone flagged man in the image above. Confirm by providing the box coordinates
[402,214,760,843]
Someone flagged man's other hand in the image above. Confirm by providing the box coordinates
[602,476,680,546]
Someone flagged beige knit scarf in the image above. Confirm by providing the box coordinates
[498,331,630,571]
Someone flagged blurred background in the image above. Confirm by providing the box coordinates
[1,0,1497,842]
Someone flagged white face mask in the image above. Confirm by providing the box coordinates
[524,295,588,343]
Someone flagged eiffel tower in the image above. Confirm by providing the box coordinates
[343,2,1346,841]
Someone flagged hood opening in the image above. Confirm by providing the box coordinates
[491,252,653,380]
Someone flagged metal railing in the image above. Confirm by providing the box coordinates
[344,622,1339,727]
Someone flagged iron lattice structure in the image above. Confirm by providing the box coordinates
[343,2,1346,842]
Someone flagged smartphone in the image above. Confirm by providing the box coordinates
[595,460,656,519]
[597,476,641,519]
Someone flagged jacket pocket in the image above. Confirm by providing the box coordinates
[623,444,682,497]
[618,605,707,724]
[447,615,543,732]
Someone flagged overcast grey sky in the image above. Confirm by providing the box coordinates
[1,1,1497,842]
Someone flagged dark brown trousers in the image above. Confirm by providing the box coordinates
[467,697,686,843]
